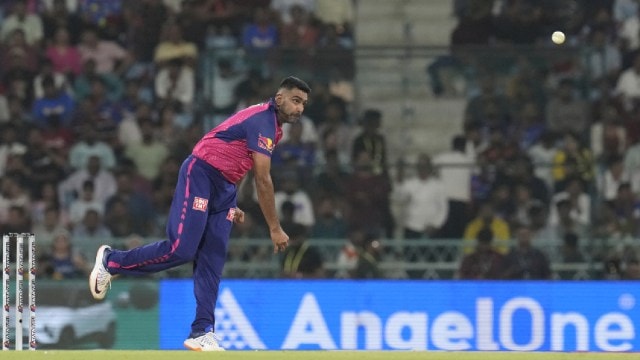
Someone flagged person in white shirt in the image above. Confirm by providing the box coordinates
[615,53,640,110]
[433,136,474,238]
[0,0,43,46]
[274,174,315,228]
[396,153,449,239]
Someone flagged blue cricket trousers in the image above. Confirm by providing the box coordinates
[105,155,237,334]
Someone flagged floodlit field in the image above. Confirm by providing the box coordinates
[0,351,637,360]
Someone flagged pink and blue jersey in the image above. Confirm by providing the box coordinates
[192,99,283,184]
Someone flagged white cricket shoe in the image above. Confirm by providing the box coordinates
[89,245,112,300]
[183,332,225,351]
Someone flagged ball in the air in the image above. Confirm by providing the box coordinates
[551,31,565,44]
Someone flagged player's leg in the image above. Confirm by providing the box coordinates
[90,156,209,299]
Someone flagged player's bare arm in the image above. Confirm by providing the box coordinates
[253,151,289,253]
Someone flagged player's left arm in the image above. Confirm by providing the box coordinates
[233,207,245,224]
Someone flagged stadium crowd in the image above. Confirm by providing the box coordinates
[2,0,640,281]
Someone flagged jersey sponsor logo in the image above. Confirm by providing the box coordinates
[214,288,267,349]
[226,208,236,222]
[192,197,208,212]
[258,134,275,153]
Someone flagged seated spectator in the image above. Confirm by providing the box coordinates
[0,204,31,237]
[104,197,135,238]
[590,104,626,165]
[458,228,505,279]
[310,196,347,239]
[31,75,75,128]
[32,58,71,100]
[68,126,117,171]
[22,127,67,194]
[272,120,316,176]
[0,123,28,176]
[41,0,83,44]
[274,173,315,229]
[105,170,156,237]
[528,131,557,190]
[502,223,552,280]
[0,0,43,46]
[153,22,198,67]
[124,118,169,181]
[155,58,195,111]
[463,201,511,255]
[335,229,364,279]
[617,53,640,111]
[280,222,324,279]
[68,179,104,227]
[32,205,67,254]
[46,27,83,76]
[597,155,630,203]
[58,155,117,210]
[546,79,590,138]
[271,0,315,25]
[210,59,245,121]
[552,132,594,192]
[351,109,388,176]
[561,232,585,263]
[71,208,112,256]
[78,27,131,75]
[39,231,88,280]
[73,59,124,102]
[313,149,349,200]
[242,7,278,70]
[549,177,591,228]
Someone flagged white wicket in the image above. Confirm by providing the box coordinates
[1,233,36,351]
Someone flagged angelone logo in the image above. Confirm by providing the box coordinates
[214,289,266,350]
[257,134,274,153]
[192,197,208,212]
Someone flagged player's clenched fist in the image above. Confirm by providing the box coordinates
[233,207,245,224]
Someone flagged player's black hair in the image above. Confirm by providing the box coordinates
[279,76,311,94]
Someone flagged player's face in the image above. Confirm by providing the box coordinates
[275,88,308,124]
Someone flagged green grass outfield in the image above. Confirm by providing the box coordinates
[0,351,637,360]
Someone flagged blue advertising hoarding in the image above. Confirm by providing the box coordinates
[159,280,639,351]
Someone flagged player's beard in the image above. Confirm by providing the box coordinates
[279,108,301,123]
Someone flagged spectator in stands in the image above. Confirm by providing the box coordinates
[31,75,75,128]
[316,97,354,166]
[153,22,198,67]
[242,7,279,71]
[210,59,245,122]
[33,58,71,100]
[41,0,83,44]
[155,58,195,112]
[32,205,67,254]
[73,59,124,102]
[105,170,156,237]
[598,155,630,203]
[433,135,474,238]
[511,101,545,150]
[615,52,640,111]
[352,109,388,176]
[0,205,31,237]
[124,117,169,181]
[1,28,39,79]
[552,132,594,192]
[103,197,135,238]
[274,172,315,229]
[345,151,393,236]
[123,0,168,63]
[546,79,590,139]
[58,155,117,210]
[499,156,550,206]
[68,179,103,227]
[502,223,551,280]
[463,201,511,255]
[528,131,557,190]
[310,195,347,239]
[78,27,132,75]
[315,0,353,35]
[46,27,83,76]
[30,181,64,227]
[71,208,112,256]
[39,230,88,279]
[314,149,349,202]
[279,4,320,73]
[0,123,27,176]
[395,153,448,240]
[550,177,591,228]
[458,228,505,279]
[607,183,640,238]
[590,104,627,165]
[271,0,315,25]
[549,198,589,249]
[584,28,622,86]
[68,125,116,170]
[280,222,324,279]
[22,127,67,193]
[0,0,43,46]
[272,120,316,179]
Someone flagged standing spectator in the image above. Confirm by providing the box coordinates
[280,222,324,279]
[528,131,557,190]
[345,152,392,235]
[615,53,640,111]
[458,228,505,279]
[314,149,349,201]
[395,154,448,239]
[0,0,43,46]
[352,109,388,176]
[433,135,474,238]
[316,97,354,165]
[242,7,278,72]
[502,223,552,280]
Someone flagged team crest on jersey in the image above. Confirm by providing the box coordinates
[193,197,208,212]
[226,207,236,222]
[257,134,274,153]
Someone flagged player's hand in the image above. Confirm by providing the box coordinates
[270,227,289,253]
[233,207,245,224]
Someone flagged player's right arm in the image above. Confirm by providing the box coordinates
[252,151,289,253]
